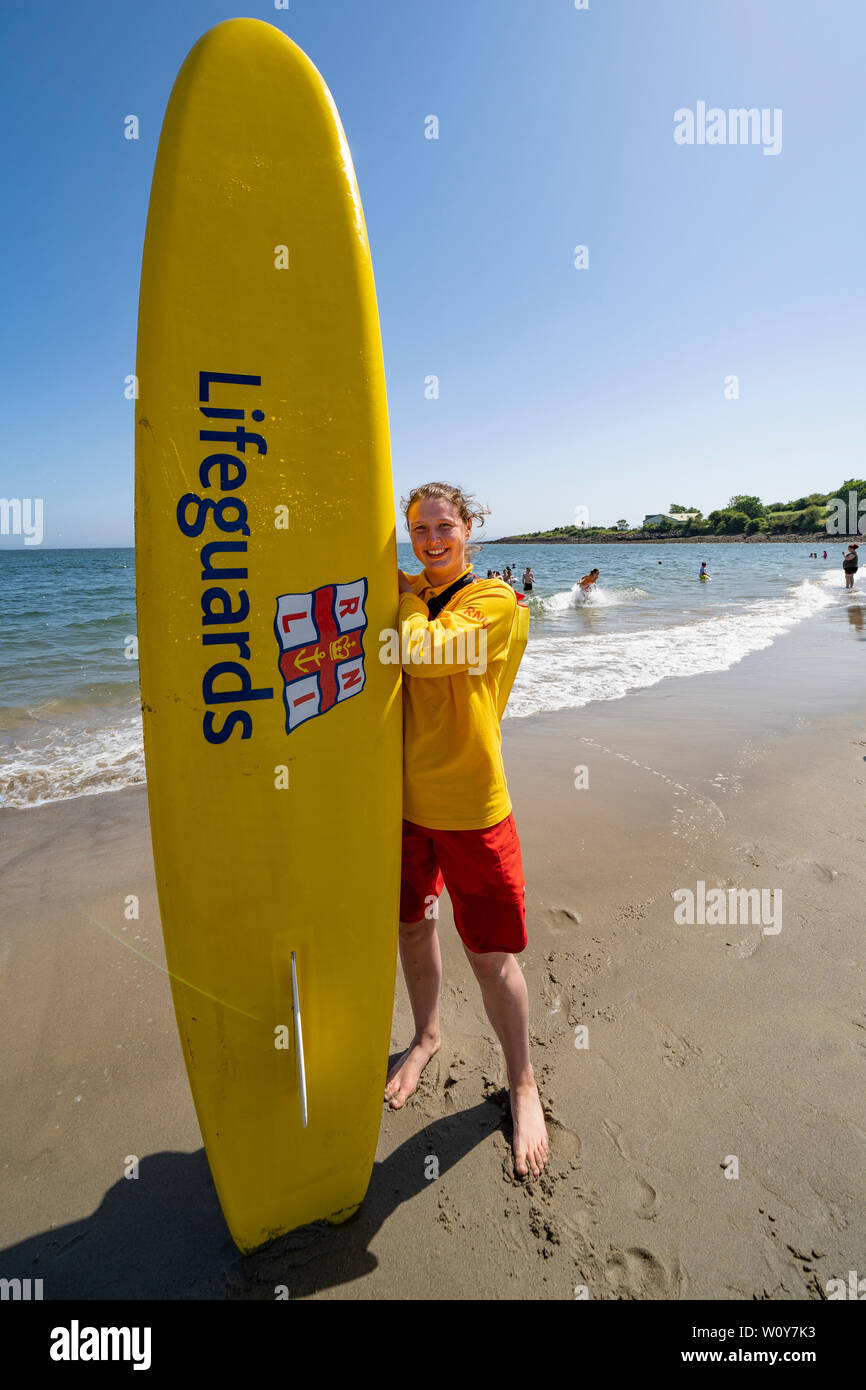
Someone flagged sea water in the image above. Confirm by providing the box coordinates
[0,541,856,808]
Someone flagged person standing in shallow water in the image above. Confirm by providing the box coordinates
[842,543,859,590]
[387,481,549,1180]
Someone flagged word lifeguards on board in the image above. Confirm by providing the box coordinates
[175,370,274,744]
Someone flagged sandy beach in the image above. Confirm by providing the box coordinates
[1,615,864,1301]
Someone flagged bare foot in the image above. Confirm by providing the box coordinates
[510,1080,549,1178]
[384,1032,440,1109]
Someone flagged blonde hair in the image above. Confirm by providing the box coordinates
[401,481,490,564]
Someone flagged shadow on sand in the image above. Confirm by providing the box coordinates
[0,1084,511,1300]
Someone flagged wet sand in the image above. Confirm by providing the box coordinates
[1,619,864,1300]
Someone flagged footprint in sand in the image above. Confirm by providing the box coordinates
[540,970,563,1015]
[602,1117,632,1162]
[632,1175,660,1220]
[605,1247,684,1299]
[499,1204,533,1257]
[811,862,839,882]
[781,857,839,882]
[603,1119,660,1218]
[546,1116,581,1165]
[442,1056,467,1094]
[549,906,583,930]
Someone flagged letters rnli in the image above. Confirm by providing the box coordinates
[176,371,274,744]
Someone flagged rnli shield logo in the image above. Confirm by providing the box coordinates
[274,578,368,733]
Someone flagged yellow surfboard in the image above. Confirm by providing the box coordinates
[135,18,401,1253]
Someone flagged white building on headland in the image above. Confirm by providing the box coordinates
[643,511,702,526]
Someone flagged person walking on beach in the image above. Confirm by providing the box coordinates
[522,566,534,592]
[578,567,599,594]
[389,481,548,1179]
[842,543,859,589]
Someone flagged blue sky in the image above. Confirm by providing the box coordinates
[1,0,863,546]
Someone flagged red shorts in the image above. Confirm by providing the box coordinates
[400,812,527,954]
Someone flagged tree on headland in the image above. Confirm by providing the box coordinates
[832,479,866,499]
[788,493,828,510]
[727,495,764,519]
[794,505,825,531]
[717,510,750,533]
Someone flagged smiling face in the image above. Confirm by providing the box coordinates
[407,496,471,588]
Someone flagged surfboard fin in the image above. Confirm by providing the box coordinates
[290,951,308,1129]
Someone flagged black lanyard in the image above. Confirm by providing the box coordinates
[426,572,477,619]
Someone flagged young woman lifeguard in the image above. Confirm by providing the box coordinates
[386,481,549,1179]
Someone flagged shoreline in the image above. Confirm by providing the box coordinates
[486,533,853,545]
[1,609,864,1299]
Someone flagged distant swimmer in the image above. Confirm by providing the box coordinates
[522,566,534,592]
[823,549,828,559]
[699,561,710,580]
[842,543,860,590]
[578,567,599,595]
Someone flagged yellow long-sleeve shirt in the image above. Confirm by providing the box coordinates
[398,564,519,830]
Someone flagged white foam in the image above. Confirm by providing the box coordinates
[0,578,840,804]
[0,714,145,810]
[505,578,835,718]
[539,582,650,612]
[818,567,854,590]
